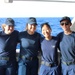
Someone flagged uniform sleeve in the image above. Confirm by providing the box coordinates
[18,32,21,43]
[56,32,63,50]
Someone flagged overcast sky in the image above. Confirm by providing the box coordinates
[0,1,75,17]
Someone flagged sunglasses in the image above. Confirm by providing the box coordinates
[60,22,70,26]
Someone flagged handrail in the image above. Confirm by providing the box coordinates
[4,0,75,3]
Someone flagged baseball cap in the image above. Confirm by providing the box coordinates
[60,16,71,23]
[27,17,37,25]
[5,18,15,26]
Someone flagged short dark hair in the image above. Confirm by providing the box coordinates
[41,22,51,30]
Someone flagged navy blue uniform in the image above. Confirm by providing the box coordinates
[0,30,19,75]
[39,36,60,75]
[58,32,75,75]
[18,31,41,75]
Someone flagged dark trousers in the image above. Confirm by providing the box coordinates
[0,60,17,75]
[18,58,39,75]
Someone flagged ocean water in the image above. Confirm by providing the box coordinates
[0,17,73,36]
[0,17,73,49]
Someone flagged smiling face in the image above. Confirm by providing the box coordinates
[27,24,36,35]
[42,24,51,39]
[4,25,14,34]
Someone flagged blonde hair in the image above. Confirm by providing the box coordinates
[1,24,6,31]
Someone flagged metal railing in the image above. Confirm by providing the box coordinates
[4,0,75,3]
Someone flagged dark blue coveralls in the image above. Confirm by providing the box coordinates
[39,36,60,75]
[0,30,19,75]
[18,31,41,75]
[58,32,75,75]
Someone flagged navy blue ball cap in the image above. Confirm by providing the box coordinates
[60,16,71,23]
[5,18,15,26]
[27,17,37,25]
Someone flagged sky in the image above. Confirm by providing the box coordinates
[0,0,75,17]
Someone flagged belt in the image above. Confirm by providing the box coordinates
[21,56,37,61]
[62,60,75,66]
[41,61,56,67]
[0,57,9,61]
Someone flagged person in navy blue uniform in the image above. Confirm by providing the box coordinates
[39,22,60,75]
[57,16,75,75]
[18,17,41,75]
[0,18,19,75]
